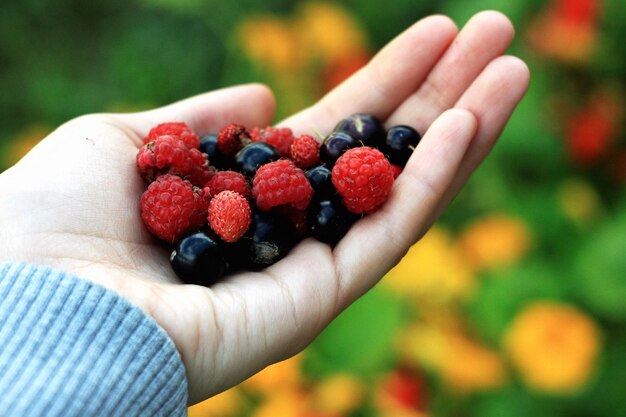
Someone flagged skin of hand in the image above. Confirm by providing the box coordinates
[0,11,529,404]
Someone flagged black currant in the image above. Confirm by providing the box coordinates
[170,231,228,286]
[319,131,358,167]
[382,125,421,166]
[333,113,385,147]
[305,165,335,201]
[234,142,280,178]
[308,199,359,245]
[200,134,232,170]
[235,212,297,270]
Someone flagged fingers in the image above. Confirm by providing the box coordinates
[386,11,515,131]
[278,15,458,134]
[333,109,477,303]
[423,55,530,228]
[118,84,276,138]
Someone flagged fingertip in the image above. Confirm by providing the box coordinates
[431,108,478,140]
[468,10,515,38]
[417,14,459,36]
[243,83,277,125]
[501,55,531,91]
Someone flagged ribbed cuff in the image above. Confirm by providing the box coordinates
[0,262,188,417]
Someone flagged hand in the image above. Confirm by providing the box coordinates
[0,11,529,404]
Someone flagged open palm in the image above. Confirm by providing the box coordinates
[0,12,529,404]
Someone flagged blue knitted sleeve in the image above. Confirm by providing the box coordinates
[0,262,188,417]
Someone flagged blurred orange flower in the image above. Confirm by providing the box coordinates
[457,214,531,272]
[399,321,507,393]
[504,301,601,393]
[527,0,601,63]
[383,227,474,305]
[243,354,302,394]
[188,387,243,417]
[439,332,507,392]
[251,388,311,417]
[237,16,302,72]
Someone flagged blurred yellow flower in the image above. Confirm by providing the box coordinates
[188,387,243,417]
[504,302,601,393]
[457,214,531,272]
[383,227,474,305]
[311,373,364,415]
[237,16,302,72]
[558,178,602,227]
[296,2,367,62]
[243,354,302,394]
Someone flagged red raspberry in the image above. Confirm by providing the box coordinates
[332,147,394,214]
[208,191,252,243]
[390,164,402,179]
[140,174,209,242]
[217,123,249,156]
[185,164,215,188]
[136,135,207,182]
[251,126,294,158]
[207,170,251,199]
[290,134,320,169]
[144,122,200,149]
[252,159,313,211]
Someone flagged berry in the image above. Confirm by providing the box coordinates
[207,170,251,199]
[185,164,215,188]
[382,125,421,166]
[244,212,297,270]
[170,231,228,285]
[308,199,358,245]
[208,191,252,243]
[217,123,249,157]
[305,165,335,201]
[390,164,402,179]
[137,135,207,182]
[252,160,314,211]
[234,142,280,178]
[200,134,232,170]
[140,174,209,242]
[273,205,309,238]
[332,147,394,214]
[251,126,294,158]
[290,134,320,169]
[319,131,358,167]
[144,122,200,149]
[334,113,385,147]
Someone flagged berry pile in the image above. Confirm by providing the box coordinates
[136,114,422,286]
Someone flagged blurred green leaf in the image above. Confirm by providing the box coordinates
[572,210,626,321]
[440,0,538,26]
[468,262,567,344]
[472,386,559,417]
[302,287,407,379]
[566,333,626,417]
